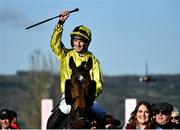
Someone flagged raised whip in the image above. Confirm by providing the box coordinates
[26,8,79,29]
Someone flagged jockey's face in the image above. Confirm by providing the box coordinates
[73,38,88,54]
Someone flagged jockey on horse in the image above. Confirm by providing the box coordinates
[48,10,106,128]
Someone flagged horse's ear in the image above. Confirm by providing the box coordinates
[86,80,96,107]
[69,56,76,70]
[65,79,72,105]
[86,57,93,71]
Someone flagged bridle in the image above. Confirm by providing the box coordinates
[65,56,96,128]
[70,77,89,110]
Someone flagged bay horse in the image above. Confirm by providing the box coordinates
[64,56,96,128]
[46,56,121,129]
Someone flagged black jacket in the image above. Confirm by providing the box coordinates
[153,121,178,129]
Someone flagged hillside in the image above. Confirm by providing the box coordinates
[0,71,179,128]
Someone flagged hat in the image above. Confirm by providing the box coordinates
[10,110,17,118]
[0,109,12,120]
[153,102,173,114]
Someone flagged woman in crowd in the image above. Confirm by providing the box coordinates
[124,101,153,129]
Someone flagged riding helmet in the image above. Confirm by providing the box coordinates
[70,25,92,46]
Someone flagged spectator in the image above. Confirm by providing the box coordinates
[124,101,153,129]
[0,109,13,130]
[152,102,178,129]
[10,110,20,129]
[171,108,180,127]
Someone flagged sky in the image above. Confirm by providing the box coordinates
[0,0,179,76]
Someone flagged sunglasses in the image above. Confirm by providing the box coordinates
[156,110,169,115]
[171,116,179,120]
[0,117,10,120]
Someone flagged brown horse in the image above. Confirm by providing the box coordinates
[64,56,96,128]
[46,56,121,129]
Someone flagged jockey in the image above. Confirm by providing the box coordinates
[50,10,106,127]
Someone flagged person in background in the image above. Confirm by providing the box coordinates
[0,109,13,130]
[124,101,153,129]
[10,110,20,130]
[49,10,105,128]
[171,108,180,128]
[152,102,178,129]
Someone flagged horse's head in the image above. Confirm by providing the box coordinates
[65,56,96,110]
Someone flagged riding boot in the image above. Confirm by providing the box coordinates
[46,109,68,129]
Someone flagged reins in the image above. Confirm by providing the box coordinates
[51,97,65,112]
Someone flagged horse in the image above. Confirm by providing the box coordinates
[46,56,121,129]
[46,56,96,129]
[64,56,97,128]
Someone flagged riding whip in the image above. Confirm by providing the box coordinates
[26,8,79,29]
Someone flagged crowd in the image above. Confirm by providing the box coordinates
[124,101,180,129]
[1,101,180,129]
